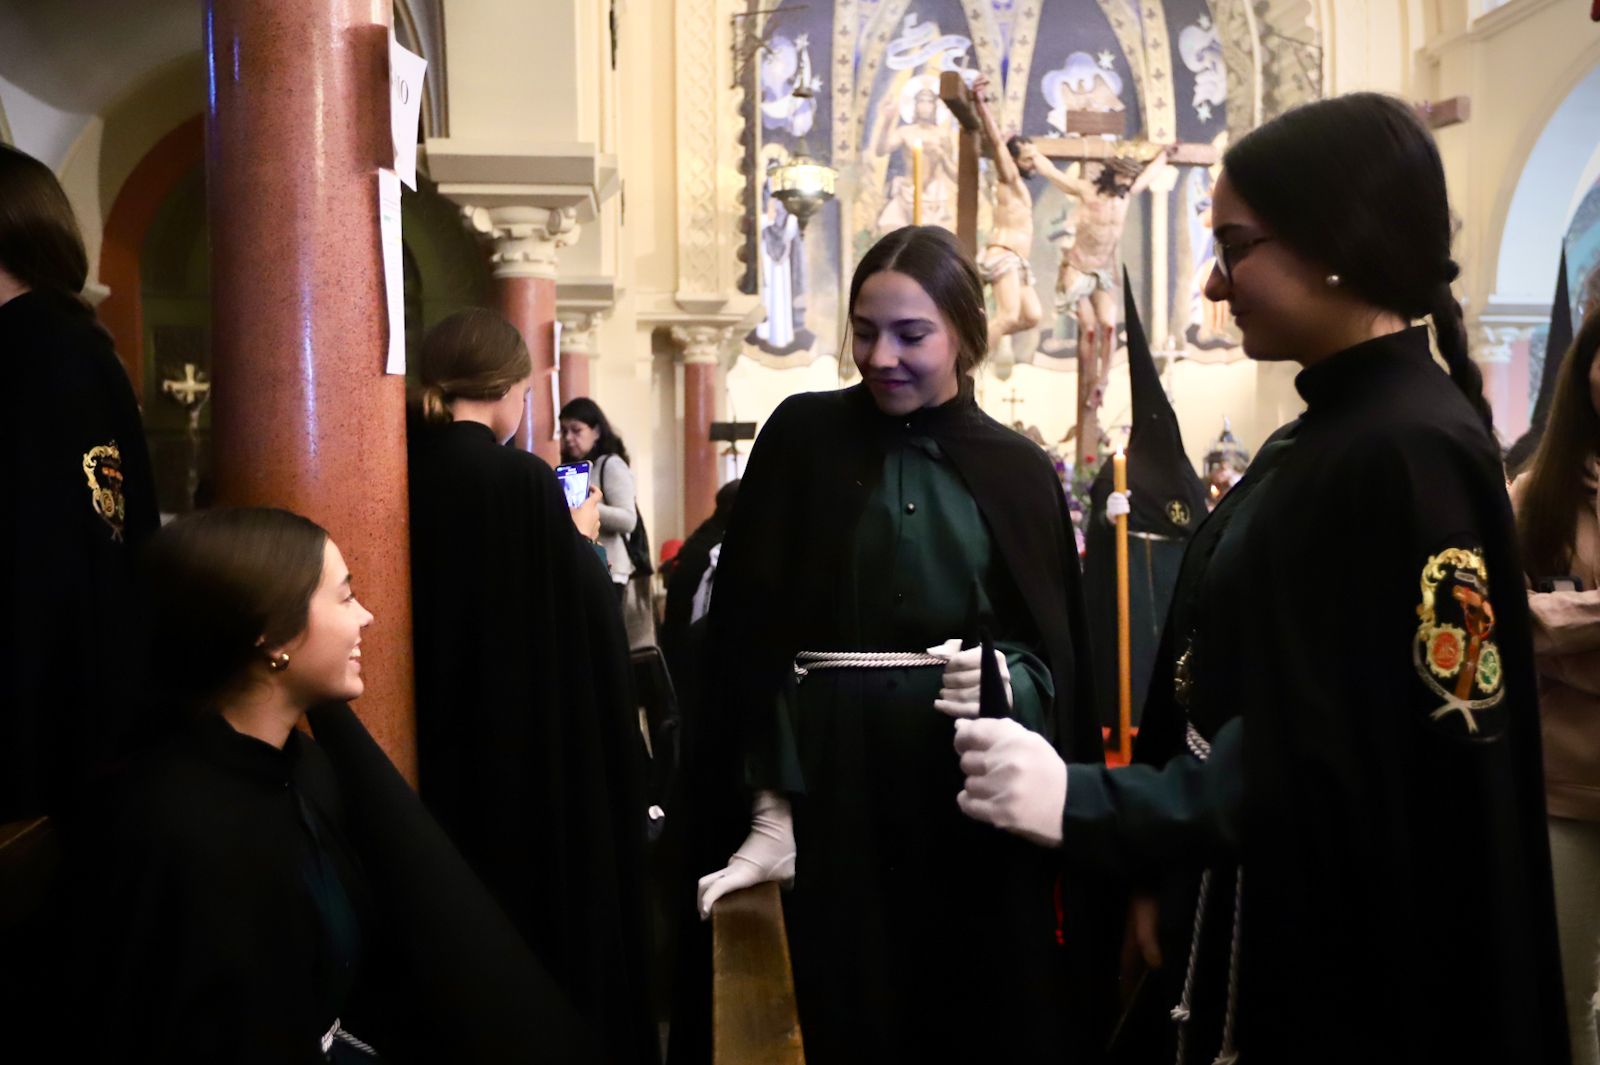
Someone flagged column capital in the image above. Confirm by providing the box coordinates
[463,205,580,282]
[559,311,606,359]
[671,324,735,366]
[1471,320,1536,366]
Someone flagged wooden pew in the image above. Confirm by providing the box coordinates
[0,817,58,930]
[712,881,805,1065]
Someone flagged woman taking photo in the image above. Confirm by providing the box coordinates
[952,93,1566,1063]
[408,310,656,1064]
[1512,299,1600,1065]
[559,396,642,600]
[684,226,1110,1063]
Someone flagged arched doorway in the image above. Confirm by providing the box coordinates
[105,127,492,513]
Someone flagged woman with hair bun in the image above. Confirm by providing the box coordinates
[407,309,657,1064]
[952,93,1567,1063]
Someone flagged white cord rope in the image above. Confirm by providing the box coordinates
[1169,721,1243,1065]
[793,650,948,680]
[321,1018,380,1060]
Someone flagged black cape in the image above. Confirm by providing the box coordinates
[672,382,1116,1063]
[0,289,158,822]
[1070,329,1567,1063]
[60,708,598,1064]
[1082,280,1208,739]
[1505,247,1574,472]
[407,418,656,1064]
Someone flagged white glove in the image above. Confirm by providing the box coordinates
[953,717,1067,847]
[696,790,797,919]
[1105,490,1131,523]
[927,638,1012,719]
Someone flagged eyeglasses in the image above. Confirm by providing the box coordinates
[1214,235,1273,283]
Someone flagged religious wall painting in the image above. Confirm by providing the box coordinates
[742,0,840,364]
[1021,0,1137,140]
[1567,177,1600,323]
[1168,0,1227,143]
[1167,137,1238,355]
[855,0,979,253]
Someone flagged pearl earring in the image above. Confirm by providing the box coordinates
[1325,274,1342,288]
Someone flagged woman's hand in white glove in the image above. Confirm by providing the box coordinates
[952,717,1067,847]
[1105,490,1131,523]
[927,638,1012,719]
[696,790,797,919]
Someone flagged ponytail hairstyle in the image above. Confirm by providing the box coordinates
[415,308,531,425]
[1516,301,1600,578]
[849,226,988,375]
[1224,92,1493,433]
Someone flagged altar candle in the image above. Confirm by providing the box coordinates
[912,142,924,225]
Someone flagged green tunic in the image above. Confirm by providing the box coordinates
[752,431,1067,1064]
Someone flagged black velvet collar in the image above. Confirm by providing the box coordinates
[1293,325,1435,411]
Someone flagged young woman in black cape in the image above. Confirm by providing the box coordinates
[65,508,598,1063]
[407,310,657,1064]
[954,93,1569,1064]
[679,226,1115,1064]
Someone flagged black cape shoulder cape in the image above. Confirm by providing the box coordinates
[407,418,655,1064]
[0,289,158,821]
[673,381,1115,1062]
[1120,329,1567,1062]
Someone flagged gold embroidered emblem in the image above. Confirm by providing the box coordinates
[1166,500,1192,526]
[1413,547,1504,735]
[81,441,127,541]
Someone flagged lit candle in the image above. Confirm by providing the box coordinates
[1113,449,1132,763]
[912,142,924,225]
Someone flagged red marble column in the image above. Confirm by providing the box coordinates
[559,352,590,405]
[501,276,559,464]
[673,325,725,532]
[205,0,415,778]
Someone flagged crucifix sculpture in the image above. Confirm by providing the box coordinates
[161,362,212,510]
[940,73,1218,466]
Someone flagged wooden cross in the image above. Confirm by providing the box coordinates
[939,71,1220,256]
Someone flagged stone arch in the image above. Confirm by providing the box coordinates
[1490,48,1600,304]
[98,113,204,394]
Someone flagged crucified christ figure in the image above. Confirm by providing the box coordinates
[1022,143,1171,463]
[970,76,1041,357]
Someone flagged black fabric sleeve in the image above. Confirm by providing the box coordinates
[1060,716,1242,878]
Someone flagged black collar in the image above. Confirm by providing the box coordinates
[844,376,980,437]
[1294,326,1434,411]
[187,713,305,789]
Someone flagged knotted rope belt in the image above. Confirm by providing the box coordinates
[792,650,948,681]
[1171,721,1242,1065]
[321,1018,379,1060]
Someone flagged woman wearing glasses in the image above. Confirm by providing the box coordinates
[953,93,1566,1063]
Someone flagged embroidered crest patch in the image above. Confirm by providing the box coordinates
[81,440,127,541]
[1413,547,1505,737]
[1166,500,1192,526]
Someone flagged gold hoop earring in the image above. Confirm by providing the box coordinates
[266,652,290,672]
